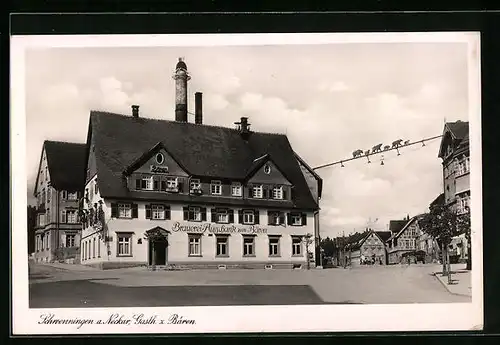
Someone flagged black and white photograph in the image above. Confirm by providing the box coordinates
[11,32,483,334]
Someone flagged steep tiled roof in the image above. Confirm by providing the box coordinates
[430,193,445,208]
[89,111,319,210]
[43,141,87,192]
[376,231,392,243]
[389,220,407,233]
[446,121,469,140]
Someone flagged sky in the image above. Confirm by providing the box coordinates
[24,41,470,238]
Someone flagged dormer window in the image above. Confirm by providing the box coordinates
[264,164,271,174]
[252,185,263,198]
[272,186,283,200]
[68,192,78,200]
[155,153,165,164]
[190,179,201,191]
[231,183,242,197]
[165,177,178,191]
[211,180,222,195]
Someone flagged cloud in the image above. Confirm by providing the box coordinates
[318,81,350,92]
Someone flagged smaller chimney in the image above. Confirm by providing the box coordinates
[132,105,140,118]
[234,117,251,139]
[195,92,203,124]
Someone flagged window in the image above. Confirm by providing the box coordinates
[291,213,302,226]
[268,211,285,226]
[188,207,202,222]
[272,186,283,200]
[457,195,470,214]
[216,209,228,223]
[118,203,132,218]
[65,234,76,247]
[292,236,302,256]
[117,234,132,256]
[46,208,51,223]
[166,177,178,190]
[269,236,280,256]
[231,183,242,197]
[60,210,66,223]
[243,236,255,256]
[252,185,263,198]
[68,192,78,200]
[264,164,271,174]
[211,180,222,195]
[152,205,166,220]
[188,235,201,256]
[190,179,201,191]
[67,210,78,224]
[141,176,153,190]
[61,190,67,200]
[156,153,164,164]
[216,236,229,256]
[93,238,96,258]
[243,210,255,224]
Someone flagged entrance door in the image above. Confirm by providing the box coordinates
[148,239,168,266]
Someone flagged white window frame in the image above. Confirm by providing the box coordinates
[65,234,76,247]
[243,236,255,256]
[211,180,222,195]
[252,185,263,198]
[217,209,229,223]
[117,234,132,256]
[165,177,178,191]
[264,164,271,174]
[68,192,78,200]
[269,236,280,256]
[231,183,242,197]
[272,186,283,200]
[291,214,302,226]
[118,203,132,218]
[243,210,255,225]
[216,236,229,257]
[188,235,201,256]
[152,204,165,220]
[155,153,164,164]
[67,210,78,224]
[142,176,153,190]
[189,206,202,222]
[292,236,302,256]
[190,178,201,190]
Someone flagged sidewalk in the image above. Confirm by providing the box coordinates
[36,262,100,272]
[434,264,472,297]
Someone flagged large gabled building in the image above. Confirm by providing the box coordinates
[33,140,87,263]
[80,58,322,270]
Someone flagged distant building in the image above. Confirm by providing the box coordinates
[387,215,429,264]
[79,58,322,270]
[33,141,87,263]
[347,230,387,265]
[438,120,470,263]
[388,219,408,235]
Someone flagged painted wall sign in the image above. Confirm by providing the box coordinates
[150,165,169,174]
[171,221,267,234]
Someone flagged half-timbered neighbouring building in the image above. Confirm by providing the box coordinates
[79,58,322,269]
[33,141,86,263]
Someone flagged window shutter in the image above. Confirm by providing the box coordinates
[229,209,234,223]
[153,179,159,191]
[247,185,253,198]
[135,179,141,190]
[254,210,260,224]
[201,207,207,221]
[302,213,307,226]
[211,208,216,223]
[178,179,184,193]
[282,188,287,200]
[263,186,268,199]
[164,205,171,220]
[267,211,273,225]
[60,210,67,223]
[132,204,138,218]
[161,181,167,191]
[238,210,243,224]
[287,213,292,225]
[111,203,118,218]
[141,179,147,189]
[145,204,151,219]
[279,213,285,225]
[183,207,189,220]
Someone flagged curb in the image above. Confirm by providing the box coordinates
[433,272,471,297]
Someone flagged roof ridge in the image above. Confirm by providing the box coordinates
[90,110,288,136]
[44,140,86,145]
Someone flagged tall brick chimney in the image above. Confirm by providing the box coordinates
[173,57,190,122]
[195,92,203,125]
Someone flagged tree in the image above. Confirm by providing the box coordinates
[303,233,314,270]
[27,206,37,255]
[320,237,336,258]
[418,205,466,278]
[458,209,471,270]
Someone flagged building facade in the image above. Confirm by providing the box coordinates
[348,230,387,266]
[79,58,322,270]
[387,216,424,264]
[438,121,470,262]
[33,141,86,263]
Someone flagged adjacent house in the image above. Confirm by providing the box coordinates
[387,215,426,264]
[79,58,322,270]
[347,229,387,265]
[33,140,87,263]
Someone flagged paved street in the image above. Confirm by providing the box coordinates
[29,262,471,308]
